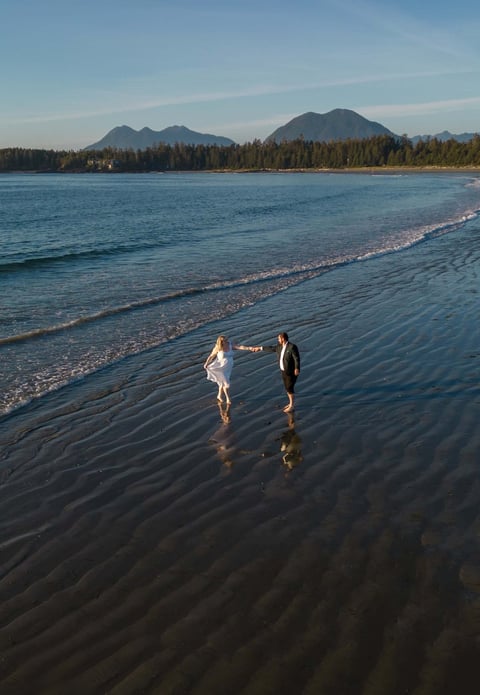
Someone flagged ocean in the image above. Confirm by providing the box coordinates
[2,170,480,418]
[3,170,480,693]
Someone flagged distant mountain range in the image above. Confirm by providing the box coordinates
[85,125,235,150]
[85,110,478,151]
[410,130,477,145]
[265,110,478,144]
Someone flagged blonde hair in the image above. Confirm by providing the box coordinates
[214,335,228,352]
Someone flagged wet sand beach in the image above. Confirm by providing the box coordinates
[1,224,480,694]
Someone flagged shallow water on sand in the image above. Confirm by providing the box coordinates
[2,171,480,416]
[1,208,480,693]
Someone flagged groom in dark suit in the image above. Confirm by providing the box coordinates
[257,332,300,412]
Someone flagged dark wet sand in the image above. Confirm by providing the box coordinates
[1,224,480,694]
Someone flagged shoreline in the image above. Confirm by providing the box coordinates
[2,165,480,175]
[2,217,480,692]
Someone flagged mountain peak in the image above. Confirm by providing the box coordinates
[85,125,235,150]
[265,109,397,143]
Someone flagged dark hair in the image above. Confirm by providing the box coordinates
[279,332,288,341]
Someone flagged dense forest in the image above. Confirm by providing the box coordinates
[1,134,480,172]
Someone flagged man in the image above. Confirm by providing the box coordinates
[257,332,300,412]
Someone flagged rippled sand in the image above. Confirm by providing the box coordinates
[1,226,480,694]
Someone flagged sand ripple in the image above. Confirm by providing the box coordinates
[1,227,480,693]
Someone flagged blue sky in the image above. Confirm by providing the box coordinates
[2,0,480,149]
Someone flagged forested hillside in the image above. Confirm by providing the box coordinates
[2,134,480,172]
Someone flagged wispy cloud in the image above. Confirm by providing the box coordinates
[6,70,475,125]
[323,0,474,61]
[4,86,303,125]
[360,97,480,119]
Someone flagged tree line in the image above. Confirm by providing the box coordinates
[1,134,480,172]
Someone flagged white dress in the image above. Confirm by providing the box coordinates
[206,341,234,388]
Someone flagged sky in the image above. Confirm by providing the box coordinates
[1,0,480,150]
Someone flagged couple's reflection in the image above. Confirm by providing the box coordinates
[210,402,234,468]
[211,404,303,472]
[280,412,303,471]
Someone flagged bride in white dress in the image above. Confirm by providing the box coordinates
[203,335,254,403]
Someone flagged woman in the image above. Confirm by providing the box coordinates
[203,335,253,403]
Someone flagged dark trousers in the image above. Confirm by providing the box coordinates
[282,370,297,394]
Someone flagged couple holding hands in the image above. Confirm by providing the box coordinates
[203,332,300,413]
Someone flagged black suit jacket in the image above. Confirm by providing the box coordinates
[262,342,300,375]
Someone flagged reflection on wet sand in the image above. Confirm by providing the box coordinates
[218,402,231,424]
[209,406,303,473]
[280,412,303,470]
[209,402,234,467]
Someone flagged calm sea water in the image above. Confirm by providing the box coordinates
[1,171,480,416]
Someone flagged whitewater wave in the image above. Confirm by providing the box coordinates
[2,205,478,350]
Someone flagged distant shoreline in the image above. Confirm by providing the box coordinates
[3,165,480,175]
[229,166,480,175]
